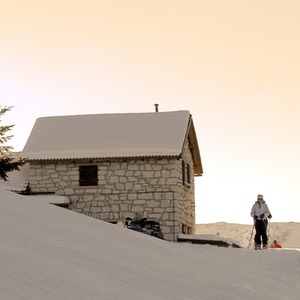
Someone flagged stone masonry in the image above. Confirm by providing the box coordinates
[28,143,195,241]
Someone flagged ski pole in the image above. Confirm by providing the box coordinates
[247,220,255,249]
[262,218,271,247]
[267,219,271,246]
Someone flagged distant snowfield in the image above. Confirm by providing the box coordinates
[1,186,300,300]
[196,222,300,249]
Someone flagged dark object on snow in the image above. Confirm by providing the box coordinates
[177,234,241,248]
[126,218,164,239]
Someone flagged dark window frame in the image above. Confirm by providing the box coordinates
[79,165,98,186]
[182,160,186,185]
[182,160,191,187]
[186,163,191,184]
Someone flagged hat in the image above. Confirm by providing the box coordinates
[257,194,263,199]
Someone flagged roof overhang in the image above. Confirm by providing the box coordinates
[186,117,203,176]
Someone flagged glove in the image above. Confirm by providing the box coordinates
[254,215,258,220]
[260,214,265,219]
[268,214,272,219]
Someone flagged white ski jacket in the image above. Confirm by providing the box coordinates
[250,201,271,220]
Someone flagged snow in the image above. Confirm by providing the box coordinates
[196,223,300,250]
[0,163,69,205]
[178,233,240,248]
[22,111,191,160]
[1,180,300,299]
[0,159,29,191]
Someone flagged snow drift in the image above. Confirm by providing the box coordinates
[1,188,300,300]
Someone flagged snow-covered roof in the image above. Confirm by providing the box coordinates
[177,234,241,248]
[28,194,70,205]
[22,110,202,175]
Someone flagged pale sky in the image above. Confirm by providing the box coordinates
[1,0,300,224]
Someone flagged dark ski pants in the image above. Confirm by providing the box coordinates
[254,220,268,245]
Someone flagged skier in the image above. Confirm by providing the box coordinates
[250,194,272,250]
[271,240,282,248]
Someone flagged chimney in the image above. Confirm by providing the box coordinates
[154,103,159,112]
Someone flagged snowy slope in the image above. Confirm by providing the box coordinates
[1,188,300,300]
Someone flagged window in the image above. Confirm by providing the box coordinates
[182,160,191,187]
[182,160,186,184]
[182,224,190,234]
[182,225,192,234]
[79,165,98,186]
[186,163,191,184]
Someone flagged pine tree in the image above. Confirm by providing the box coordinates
[0,106,26,181]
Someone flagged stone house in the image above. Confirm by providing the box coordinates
[22,110,203,241]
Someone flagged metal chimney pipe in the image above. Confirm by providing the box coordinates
[154,103,159,112]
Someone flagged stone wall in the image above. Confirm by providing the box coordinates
[178,142,196,234]
[28,148,195,241]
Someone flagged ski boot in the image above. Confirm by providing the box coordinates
[255,244,261,250]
